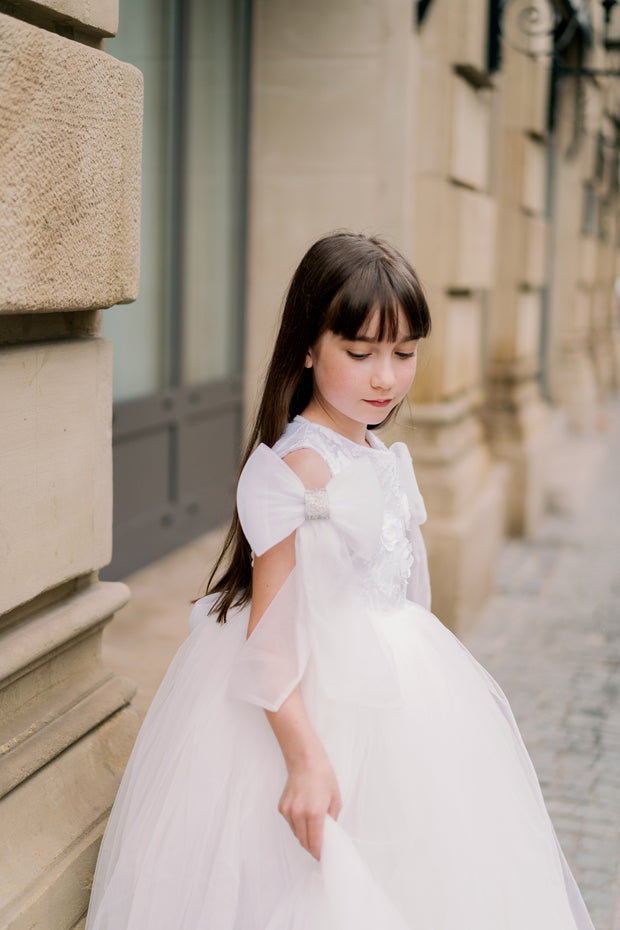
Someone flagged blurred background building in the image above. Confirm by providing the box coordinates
[1,0,620,926]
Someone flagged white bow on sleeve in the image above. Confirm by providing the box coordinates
[236,443,384,560]
[228,444,403,711]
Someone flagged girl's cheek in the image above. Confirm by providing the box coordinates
[401,360,417,391]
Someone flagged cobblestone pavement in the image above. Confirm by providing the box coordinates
[464,402,620,930]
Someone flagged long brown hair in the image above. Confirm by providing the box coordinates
[205,232,431,622]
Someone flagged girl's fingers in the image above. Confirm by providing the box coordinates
[291,814,308,856]
[287,811,324,861]
[327,795,342,820]
[307,814,324,861]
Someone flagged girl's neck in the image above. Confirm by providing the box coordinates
[300,402,370,447]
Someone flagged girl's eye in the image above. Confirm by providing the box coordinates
[396,351,416,359]
[346,351,370,360]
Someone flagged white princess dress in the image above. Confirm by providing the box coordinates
[86,416,595,930]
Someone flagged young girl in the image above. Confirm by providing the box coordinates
[86,233,594,930]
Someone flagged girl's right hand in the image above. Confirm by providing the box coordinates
[278,751,342,861]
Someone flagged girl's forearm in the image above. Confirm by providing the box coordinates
[248,535,341,859]
[265,687,324,771]
[265,686,342,861]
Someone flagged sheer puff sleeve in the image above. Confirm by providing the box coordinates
[227,443,402,711]
[391,442,432,611]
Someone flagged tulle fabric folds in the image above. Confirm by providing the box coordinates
[86,595,594,930]
[85,440,594,929]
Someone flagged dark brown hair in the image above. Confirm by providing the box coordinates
[204,232,431,622]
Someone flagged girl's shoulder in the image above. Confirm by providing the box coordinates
[272,416,386,475]
[281,447,332,489]
[272,417,324,458]
[272,417,341,474]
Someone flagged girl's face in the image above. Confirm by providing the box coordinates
[304,305,419,442]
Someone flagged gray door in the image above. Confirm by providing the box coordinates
[101,0,250,578]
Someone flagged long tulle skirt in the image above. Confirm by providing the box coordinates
[85,598,594,930]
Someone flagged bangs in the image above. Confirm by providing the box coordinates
[322,254,430,342]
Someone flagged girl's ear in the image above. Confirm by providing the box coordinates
[304,350,313,369]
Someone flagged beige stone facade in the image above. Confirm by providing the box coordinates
[0,4,142,927]
[245,0,620,629]
[2,0,620,926]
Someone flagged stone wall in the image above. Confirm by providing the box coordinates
[244,0,418,410]
[401,0,507,630]
[547,9,620,429]
[0,4,143,927]
[245,0,620,630]
[244,0,508,631]
[483,45,551,537]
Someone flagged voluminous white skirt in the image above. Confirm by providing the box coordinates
[85,598,593,930]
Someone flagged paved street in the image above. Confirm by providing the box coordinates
[104,400,620,929]
[465,401,620,930]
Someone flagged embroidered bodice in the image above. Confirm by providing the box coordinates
[273,416,427,610]
[232,416,430,709]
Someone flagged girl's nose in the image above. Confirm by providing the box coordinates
[370,359,396,390]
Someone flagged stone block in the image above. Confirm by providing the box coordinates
[526,58,550,137]
[450,75,490,191]
[7,0,118,36]
[0,706,138,930]
[414,178,450,292]
[504,52,549,137]
[552,347,598,432]
[580,236,597,285]
[515,290,542,360]
[0,579,136,927]
[424,461,507,633]
[574,288,592,336]
[0,581,132,796]
[486,396,549,535]
[396,395,489,513]
[450,186,497,289]
[416,440,490,520]
[0,338,112,614]
[0,14,142,312]
[522,135,546,215]
[592,286,610,330]
[418,60,452,177]
[258,0,385,60]
[420,0,487,71]
[256,56,380,177]
[453,0,488,72]
[443,295,483,396]
[498,129,526,208]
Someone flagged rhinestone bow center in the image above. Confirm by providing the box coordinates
[304,488,329,520]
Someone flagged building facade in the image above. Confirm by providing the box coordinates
[1,0,620,926]
[0,3,143,928]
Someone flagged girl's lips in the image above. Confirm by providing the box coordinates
[364,399,392,407]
